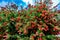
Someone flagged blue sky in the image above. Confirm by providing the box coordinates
[0,0,26,7]
[0,0,60,10]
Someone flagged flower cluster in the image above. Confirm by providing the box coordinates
[0,2,60,40]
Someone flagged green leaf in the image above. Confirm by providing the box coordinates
[37,30,42,34]
[36,12,41,17]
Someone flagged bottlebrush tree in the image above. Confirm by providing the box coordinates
[0,1,60,40]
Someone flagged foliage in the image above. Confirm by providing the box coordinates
[0,2,60,40]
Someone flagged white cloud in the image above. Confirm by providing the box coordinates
[0,1,8,7]
[23,0,60,9]
[51,0,60,9]
[22,0,35,5]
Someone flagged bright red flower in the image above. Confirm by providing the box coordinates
[33,6,36,8]
[16,17,20,22]
[39,5,43,9]
[30,10,33,14]
[42,4,46,8]
[24,29,28,35]
[28,4,31,7]
[39,33,44,37]
[53,27,58,31]
[3,22,8,26]
[31,24,35,28]
[41,14,45,17]
[37,9,41,12]
[43,26,49,31]
[58,31,60,34]
[31,21,36,25]
[42,10,47,14]
[39,27,43,31]
[44,20,49,23]
[50,14,55,17]
[39,2,42,4]
[10,17,15,21]
[38,38,43,40]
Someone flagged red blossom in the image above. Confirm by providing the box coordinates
[28,4,31,7]
[41,14,45,17]
[39,5,43,9]
[31,24,35,28]
[44,27,49,31]
[53,27,58,31]
[38,38,43,40]
[33,6,36,8]
[3,22,8,26]
[24,29,28,35]
[16,17,20,22]
[42,4,46,8]
[44,20,49,23]
[37,9,41,12]
[42,10,47,14]
[39,2,42,4]
[31,36,35,39]
[30,10,33,14]
[58,31,60,34]
[39,33,44,37]
[10,17,15,21]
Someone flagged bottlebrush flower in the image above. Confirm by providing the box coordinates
[28,4,31,8]
[37,9,41,12]
[30,36,35,40]
[3,33,8,40]
[42,4,46,8]
[30,10,33,14]
[1,7,7,11]
[51,19,56,24]
[50,14,55,17]
[3,22,8,26]
[44,20,49,23]
[16,17,20,22]
[43,27,48,31]
[33,30,36,33]
[53,26,59,31]
[58,31,60,34]
[38,38,43,40]
[15,23,22,30]
[23,29,28,35]
[31,21,36,25]
[11,4,18,9]
[36,32,39,36]
[41,14,45,17]
[44,16,47,19]
[39,5,43,9]
[18,30,21,34]
[31,21,36,28]
[10,17,15,21]
[38,27,43,31]
[28,26,32,30]
[31,24,35,28]
[33,6,36,8]
[39,21,43,25]
[42,10,47,14]
[39,33,43,37]
[39,2,42,4]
